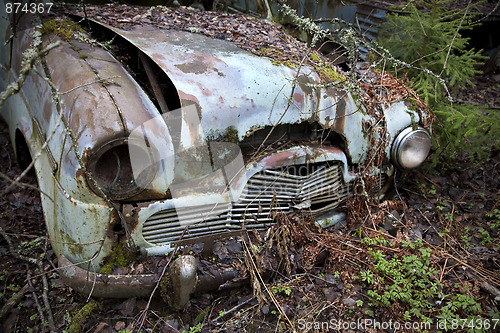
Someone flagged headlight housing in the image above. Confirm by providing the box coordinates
[391,126,431,169]
[86,138,156,200]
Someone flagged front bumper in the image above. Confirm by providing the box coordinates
[58,254,244,308]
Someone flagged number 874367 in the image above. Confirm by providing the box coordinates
[6,2,53,14]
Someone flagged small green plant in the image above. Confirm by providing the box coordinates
[182,323,203,333]
[6,284,21,292]
[18,237,44,256]
[362,238,489,324]
[478,228,492,245]
[0,269,8,281]
[486,209,500,231]
[360,270,375,285]
[429,185,437,195]
[366,239,440,322]
[272,282,292,296]
[436,285,484,330]
[439,228,450,238]
[361,234,388,247]
[461,227,473,251]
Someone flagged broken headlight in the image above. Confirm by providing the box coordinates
[86,138,155,200]
[391,126,431,169]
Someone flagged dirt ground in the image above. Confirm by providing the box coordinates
[1,3,499,333]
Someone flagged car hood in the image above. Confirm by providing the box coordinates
[98,22,376,163]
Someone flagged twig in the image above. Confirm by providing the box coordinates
[27,267,47,328]
[136,247,178,330]
[0,225,56,332]
[0,283,31,318]
[242,238,296,332]
[0,41,60,111]
[212,296,256,323]
[440,257,448,283]
[0,35,60,198]
[0,171,53,201]
[440,0,470,76]
[38,260,56,332]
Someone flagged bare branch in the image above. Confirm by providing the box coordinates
[0,226,56,332]
[0,170,53,202]
[0,42,60,111]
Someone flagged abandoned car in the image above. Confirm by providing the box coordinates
[0,3,432,306]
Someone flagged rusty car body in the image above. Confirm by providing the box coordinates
[0,2,431,307]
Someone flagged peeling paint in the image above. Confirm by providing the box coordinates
[0,6,431,298]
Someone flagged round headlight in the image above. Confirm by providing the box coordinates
[391,126,431,169]
[86,138,156,200]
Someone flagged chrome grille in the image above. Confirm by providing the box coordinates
[142,162,367,244]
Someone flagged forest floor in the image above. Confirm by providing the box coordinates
[1,3,499,333]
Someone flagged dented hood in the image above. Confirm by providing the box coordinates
[98,23,373,163]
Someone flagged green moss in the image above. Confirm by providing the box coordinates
[99,240,137,274]
[260,47,298,69]
[309,54,346,83]
[40,18,85,42]
[310,53,322,62]
[78,54,88,59]
[270,59,298,68]
[159,274,169,303]
[194,306,211,323]
[68,300,100,333]
[318,65,345,82]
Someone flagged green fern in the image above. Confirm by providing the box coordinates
[377,0,497,159]
[434,103,500,159]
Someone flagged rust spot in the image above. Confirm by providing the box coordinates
[175,57,210,74]
[151,52,166,61]
[107,208,122,239]
[179,91,201,107]
[81,147,91,166]
[296,74,314,96]
[111,208,121,224]
[43,98,53,123]
[259,150,301,168]
[293,91,304,107]
[122,204,139,232]
[197,82,212,96]
[75,168,86,188]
